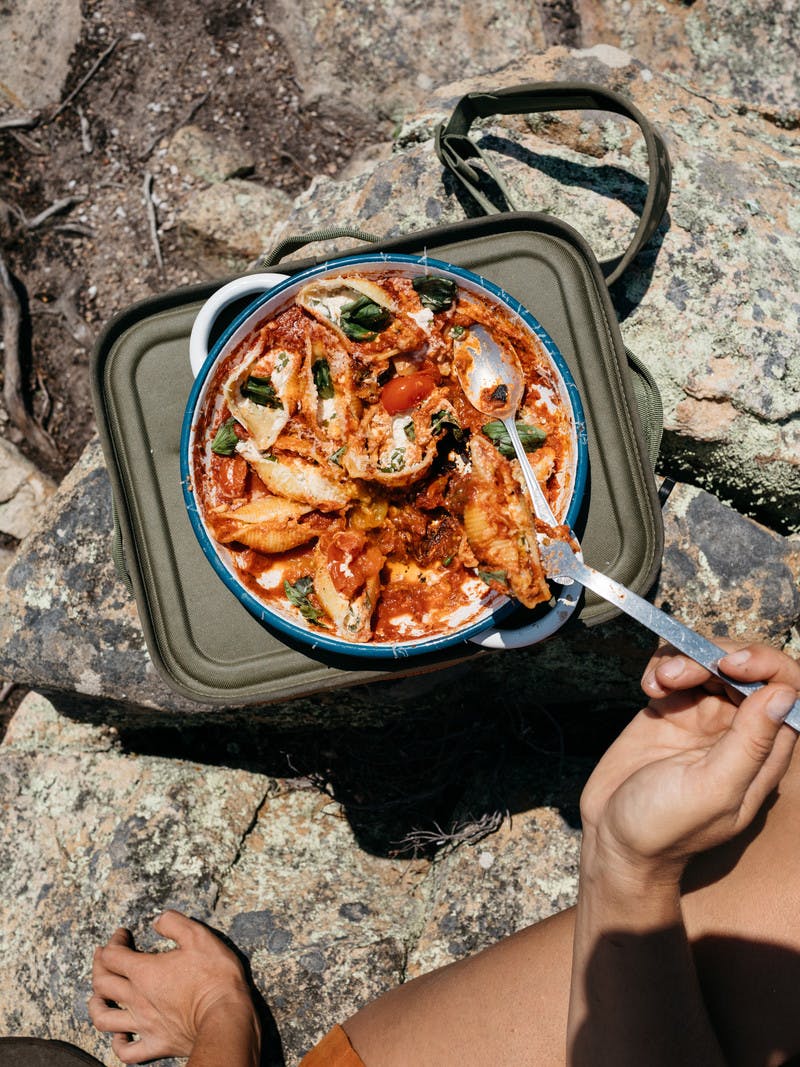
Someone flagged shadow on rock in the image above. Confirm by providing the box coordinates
[443,131,670,322]
[47,659,641,860]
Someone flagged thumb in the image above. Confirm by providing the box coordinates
[710,684,798,814]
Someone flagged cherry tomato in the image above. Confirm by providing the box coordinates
[380,372,436,414]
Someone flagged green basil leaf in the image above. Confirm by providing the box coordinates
[211,417,239,456]
[451,324,466,338]
[340,295,391,342]
[478,569,508,588]
[377,448,406,473]
[482,420,546,459]
[284,577,325,624]
[404,420,416,441]
[413,275,456,312]
[329,445,346,466]
[430,409,463,440]
[312,358,335,399]
[242,374,282,409]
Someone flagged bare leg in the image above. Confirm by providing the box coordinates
[345,729,800,1067]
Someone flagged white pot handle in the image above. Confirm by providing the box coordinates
[189,272,289,379]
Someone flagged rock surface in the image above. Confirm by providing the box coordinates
[0,0,83,111]
[177,180,294,273]
[273,46,800,532]
[0,438,57,542]
[0,690,584,1065]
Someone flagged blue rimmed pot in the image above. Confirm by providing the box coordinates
[181,254,589,660]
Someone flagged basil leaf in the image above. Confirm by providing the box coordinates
[482,420,546,459]
[377,448,406,473]
[211,417,239,456]
[478,569,508,588]
[340,295,391,342]
[413,275,456,312]
[284,577,325,624]
[312,358,335,399]
[329,445,346,466]
[242,374,282,409]
[404,420,416,441]
[430,409,463,440]
[451,324,466,338]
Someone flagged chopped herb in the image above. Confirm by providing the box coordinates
[242,374,282,409]
[275,351,289,370]
[211,417,239,456]
[451,324,466,338]
[482,420,546,458]
[329,445,346,466]
[490,384,508,404]
[431,409,464,440]
[404,420,416,441]
[340,295,392,342]
[478,569,509,588]
[413,275,457,312]
[312,358,335,399]
[377,448,406,473]
[441,554,454,566]
[263,453,278,462]
[284,577,325,624]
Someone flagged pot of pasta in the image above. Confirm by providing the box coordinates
[181,254,588,659]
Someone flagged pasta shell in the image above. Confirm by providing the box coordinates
[237,440,353,510]
[223,346,302,450]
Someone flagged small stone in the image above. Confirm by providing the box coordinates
[0,439,56,541]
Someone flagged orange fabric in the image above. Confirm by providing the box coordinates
[299,1024,365,1067]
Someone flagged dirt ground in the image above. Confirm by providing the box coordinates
[0,0,379,485]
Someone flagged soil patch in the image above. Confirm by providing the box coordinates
[1,0,380,482]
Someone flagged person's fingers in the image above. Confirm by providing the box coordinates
[92,970,131,1006]
[708,683,799,816]
[719,645,800,690]
[111,1032,147,1065]
[87,994,135,1034]
[641,649,721,699]
[95,942,139,979]
[107,927,133,948]
[152,908,201,946]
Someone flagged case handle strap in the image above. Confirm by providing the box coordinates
[262,226,380,266]
[435,82,671,286]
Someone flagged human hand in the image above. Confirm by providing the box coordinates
[579,643,800,884]
[89,910,259,1064]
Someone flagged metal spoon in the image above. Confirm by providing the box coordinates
[453,323,560,526]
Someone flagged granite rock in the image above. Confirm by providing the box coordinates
[0,437,57,541]
[177,179,293,273]
[274,47,800,532]
[0,691,271,1066]
[581,0,800,123]
[164,124,256,184]
[0,0,82,111]
[0,690,582,1066]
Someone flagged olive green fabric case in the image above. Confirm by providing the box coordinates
[91,84,668,706]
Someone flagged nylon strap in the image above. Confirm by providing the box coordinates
[435,82,671,286]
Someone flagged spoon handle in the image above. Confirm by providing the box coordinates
[503,417,560,527]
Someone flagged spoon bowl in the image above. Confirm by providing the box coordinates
[455,324,562,528]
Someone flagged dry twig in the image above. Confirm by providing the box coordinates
[0,115,38,130]
[77,106,93,154]
[26,196,83,231]
[142,172,164,274]
[47,37,120,122]
[0,252,59,462]
[9,129,48,155]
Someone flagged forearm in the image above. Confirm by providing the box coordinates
[187,1000,262,1067]
[567,835,727,1067]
